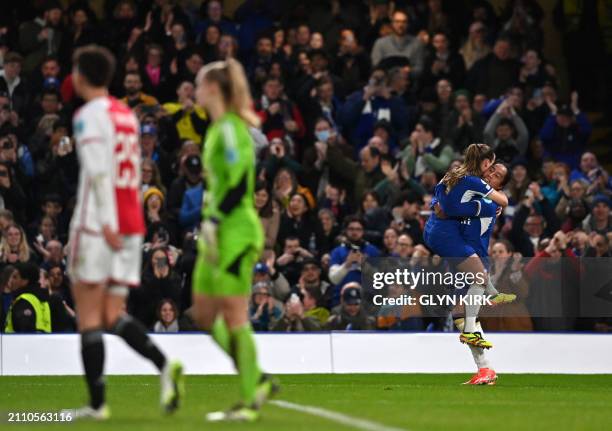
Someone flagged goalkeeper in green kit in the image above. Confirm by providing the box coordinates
[192,59,278,422]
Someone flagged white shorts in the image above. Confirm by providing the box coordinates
[68,230,143,288]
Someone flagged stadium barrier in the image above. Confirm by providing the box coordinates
[1,332,611,376]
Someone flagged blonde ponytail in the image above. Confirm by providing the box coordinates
[441,143,494,191]
[197,59,260,128]
[225,59,260,128]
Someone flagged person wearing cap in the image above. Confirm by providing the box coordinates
[253,259,291,301]
[326,283,375,330]
[539,91,592,170]
[582,195,612,235]
[249,280,282,331]
[296,257,332,309]
[140,123,172,185]
[143,187,171,233]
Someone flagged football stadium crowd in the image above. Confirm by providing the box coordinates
[0,0,611,334]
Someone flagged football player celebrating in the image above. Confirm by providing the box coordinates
[66,45,183,420]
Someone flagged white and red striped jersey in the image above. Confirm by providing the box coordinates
[70,96,145,236]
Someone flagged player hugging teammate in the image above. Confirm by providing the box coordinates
[424,143,513,385]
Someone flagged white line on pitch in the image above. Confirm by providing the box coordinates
[270,400,407,431]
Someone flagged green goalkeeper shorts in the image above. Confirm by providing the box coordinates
[192,243,260,297]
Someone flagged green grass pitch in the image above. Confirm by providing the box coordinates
[2,374,612,430]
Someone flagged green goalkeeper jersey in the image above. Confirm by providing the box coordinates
[201,111,263,252]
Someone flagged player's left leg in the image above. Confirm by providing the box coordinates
[203,248,278,423]
[104,290,184,414]
[455,318,497,385]
[457,255,492,348]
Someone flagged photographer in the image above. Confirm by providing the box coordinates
[275,236,314,286]
[328,216,380,306]
[130,247,181,328]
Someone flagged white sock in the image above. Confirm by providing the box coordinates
[464,284,485,332]
[469,322,490,369]
[484,277,498,296]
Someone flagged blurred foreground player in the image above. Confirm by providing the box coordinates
[65,45,183,420]
[192,59,278,422]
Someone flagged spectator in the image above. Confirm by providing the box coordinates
[153,299,180,333]
[569,152,611,194]
[389,191,425,245]
[253,260,290,302]
[443,89,484,153]
[121,72,159,109]
[162,80,208,144]
[480,240,532,331]
[403,115,454,178]
[0,160,26,224]
[4,262,51,332]
[255,180,280,252]
[141,158,167,195]
[509,182,561,256]
[249,280,282,331]
[256,76,305,142]
[483,98,529,162]
[0,53,28,119]
[326,284,375,330]
[277,192,315,249]
[327,143,385,208]
[275,236,314,286]
[167,153,202,228]
[339,68,410,150]
[582,195,611,235]
[328,216,380,305]
[272,291,322,332]
[0,223,34,264]
[371,10,425,78]
[381,227,399,257]
[334,28,371,96]
[130,247,181,328]
[18,3,63,74]
[314,208,340,256]
[460,21,491,71]
[422,32,466,88]
[539,93,592,169]
[466,37,520,99]
[140,124,171,185]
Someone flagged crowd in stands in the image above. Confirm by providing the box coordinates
[0,0,610,334]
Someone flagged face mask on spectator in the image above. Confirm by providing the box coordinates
[315,130,330,143]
